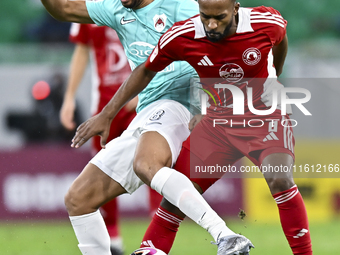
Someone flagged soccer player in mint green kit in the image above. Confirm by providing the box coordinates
[40,0,253,254]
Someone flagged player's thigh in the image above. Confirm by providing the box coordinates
[134,131,172,185]
[90,129,144,194]
[133,100,191,183]
[66,163,127,214]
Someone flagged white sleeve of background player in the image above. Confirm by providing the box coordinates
[69,23,81,37]
[86,0,118,29]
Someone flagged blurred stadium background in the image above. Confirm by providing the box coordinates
[0,0,339,254]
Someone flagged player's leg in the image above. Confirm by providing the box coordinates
[140,162,188,254]
[65,116,145,255]
[134,108,253,254]
[261,152,312,255]
[249,116,312,254]
[92,134,123,255]
[140,145,207,254]
[93,107,136,255]
[140,198,185,252]
[134,131,235,242]
[140,134,246,254]
[148,187,163,216]
[65,163,127,255]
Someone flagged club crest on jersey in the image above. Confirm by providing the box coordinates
[242,47,261,65]
[153,14,167,32]
[219,63,244,83]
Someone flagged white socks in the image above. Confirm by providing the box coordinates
[69,210,111,255]
[69,167,235,254]
[150,167,235,241]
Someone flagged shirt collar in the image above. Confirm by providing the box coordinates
[192,7,254,39]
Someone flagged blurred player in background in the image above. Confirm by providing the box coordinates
[42,0,254,254]
[60,23,156,255]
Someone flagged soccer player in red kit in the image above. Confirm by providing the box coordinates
[60,24,162,255]
[139,0,313,254]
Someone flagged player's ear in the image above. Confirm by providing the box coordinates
[234,2,240,15]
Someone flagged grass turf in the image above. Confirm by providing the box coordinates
[0,218,339,254]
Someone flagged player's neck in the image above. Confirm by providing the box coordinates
[137,0,154,9]
[224,13,238,38]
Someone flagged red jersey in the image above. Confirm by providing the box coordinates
[146,6,289,117]
[69,23,131,114]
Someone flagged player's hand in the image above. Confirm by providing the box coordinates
[60,98,76,130]
[71,112,112,149]
[189,114,204,131]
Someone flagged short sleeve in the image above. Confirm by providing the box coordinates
[252,6,287,45]
[86,0,118,29]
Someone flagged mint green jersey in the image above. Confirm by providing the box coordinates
[86,0,199,113]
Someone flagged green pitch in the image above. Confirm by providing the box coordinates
[0,218,338,255]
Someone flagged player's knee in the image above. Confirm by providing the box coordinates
[64,188,77,214]
[266,177,295,194]
[64,182,92,215]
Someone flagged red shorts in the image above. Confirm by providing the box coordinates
[174,113,295,192]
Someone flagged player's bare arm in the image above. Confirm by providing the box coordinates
[272,34,288,77]
[71,62,156,148]
[40,0,94,23]
[60,43,90,130]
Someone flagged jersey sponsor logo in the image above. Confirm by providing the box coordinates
[219,63,244,83]
[198,56,214,66]
[153,14,167,32]
[243,48,261,65]
[149,110,165,121]
[128,42,174,73]
[120,17,136,25]
[129,42,155,59]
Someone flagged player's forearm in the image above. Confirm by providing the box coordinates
[41,0,69,21]
[64,44,90,100]
[40,0,93,23]
[101,62,156,119]
[272,34,288,77]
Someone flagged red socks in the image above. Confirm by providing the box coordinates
[273,185,312,255]
[143,185,312,255]
[140,206,183,254]
[148,187,164,217]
